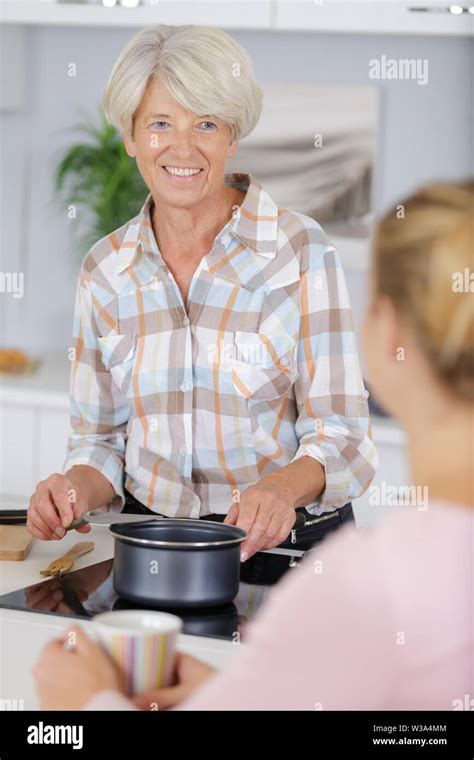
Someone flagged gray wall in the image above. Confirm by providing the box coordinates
[1,26,472,354]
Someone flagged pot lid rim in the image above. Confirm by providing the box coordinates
[109,519,247,548]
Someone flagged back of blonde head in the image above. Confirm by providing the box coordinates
[374,181,474,402]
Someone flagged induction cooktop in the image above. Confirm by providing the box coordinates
[0,549,302,643]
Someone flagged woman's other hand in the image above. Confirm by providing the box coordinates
[33,625,121,710]
[132,653,216,711]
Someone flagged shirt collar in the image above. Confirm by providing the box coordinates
[115,173,279,275]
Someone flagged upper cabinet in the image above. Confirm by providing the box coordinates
[0,1,273,30]
[0,0,473,35]
[275,1,474,35]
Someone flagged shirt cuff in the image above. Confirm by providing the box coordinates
[291,443,350,515]
[62,449,125,507]
[82,689,138,711]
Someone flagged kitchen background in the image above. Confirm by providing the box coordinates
[0,0,472,524]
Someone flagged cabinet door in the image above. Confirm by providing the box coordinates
[37,409,71,483]
[0,405,36,505]
[275,1,472,36]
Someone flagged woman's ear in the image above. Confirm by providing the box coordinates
[123,134,137,158]
[228,139,239,158]
[363,293,411,420]
[378,295,405,364]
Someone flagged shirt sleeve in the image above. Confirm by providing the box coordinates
[62,271,129,504]
[291,236,378,513]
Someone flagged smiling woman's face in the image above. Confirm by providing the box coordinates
[124,78,239,210]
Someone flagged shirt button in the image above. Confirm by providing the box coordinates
[180,381,189,392]
[280,355,289,367]
[182,317,190,327]
[179,444,188,456]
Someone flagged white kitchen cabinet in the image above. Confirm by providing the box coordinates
[0,403,70,508]
[0,404,36,501]
[37,407,71,483]
[0,353,71,508]
[0,0,472,35]
[0,0,273,29]
[275,1,473,36]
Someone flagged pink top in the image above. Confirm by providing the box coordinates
[84,501,473,711]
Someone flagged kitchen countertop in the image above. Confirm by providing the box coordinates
[0,523,116,596]
[0,524,236,709]
[0,351,71,410]
[0,608,236,709]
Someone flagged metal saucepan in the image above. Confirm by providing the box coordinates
[110,519,247,609]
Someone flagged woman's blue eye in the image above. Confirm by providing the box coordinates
[199,121,216,131]
[151,121,169,130]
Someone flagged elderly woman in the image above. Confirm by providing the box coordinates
[27,25,376,560]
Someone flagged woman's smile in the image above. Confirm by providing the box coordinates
[161,165,205,183]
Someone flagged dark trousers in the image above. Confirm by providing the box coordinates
[122,490,354,586]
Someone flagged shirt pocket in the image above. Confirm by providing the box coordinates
[97,333,137,396]
[232,330,297,401]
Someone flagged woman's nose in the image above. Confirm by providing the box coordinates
[170,130,196,157]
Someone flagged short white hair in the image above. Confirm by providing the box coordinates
[103,25,263,142]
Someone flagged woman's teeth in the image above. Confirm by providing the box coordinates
[163,166,202,177]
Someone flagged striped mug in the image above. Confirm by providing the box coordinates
[90,610,182,697]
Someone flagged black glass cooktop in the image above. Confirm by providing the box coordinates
[0,550,302,642]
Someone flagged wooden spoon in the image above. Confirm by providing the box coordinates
[39,541,95,578]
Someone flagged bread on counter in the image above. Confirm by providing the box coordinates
[0,348,33,374]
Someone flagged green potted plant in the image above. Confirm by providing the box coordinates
[54,109,148,256]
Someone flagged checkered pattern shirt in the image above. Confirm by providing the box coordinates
[63,173,377,517]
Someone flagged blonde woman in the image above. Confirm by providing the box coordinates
[27,25,375,560]
[34,180,473,710]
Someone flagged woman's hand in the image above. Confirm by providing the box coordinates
[132,652,215,711]
[27,473,91,540]
[224,475,297,561]
[33,625,122,710]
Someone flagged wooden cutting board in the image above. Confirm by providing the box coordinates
[0,525,34,560]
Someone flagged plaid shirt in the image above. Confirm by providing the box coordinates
[64,173,377,517]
